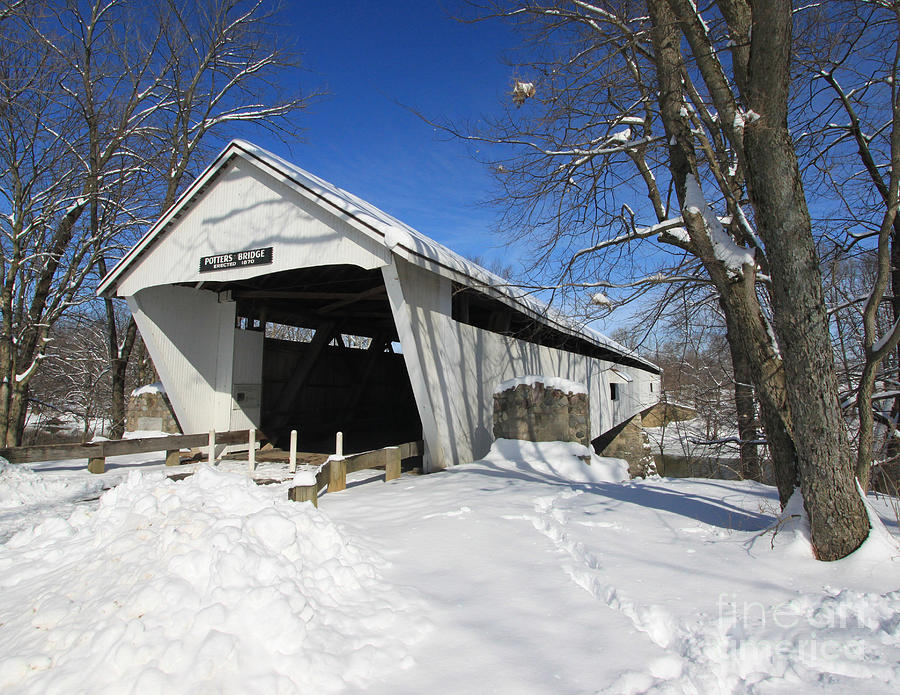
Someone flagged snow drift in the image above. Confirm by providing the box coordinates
[0,458,105,511]
[474,438,628,483]
[0,466,428,694]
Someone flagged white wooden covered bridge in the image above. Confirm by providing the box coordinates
[98,140,660,472]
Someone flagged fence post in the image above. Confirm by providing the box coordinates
[288,484,318,507]
[289,429,298,474]
[329,458,346,492]
[208,429,216,465]
[385,446,401,482]
[329,431,346,492]
[248,429,256,473]
[87,456,106,474]
[165,449,181,466]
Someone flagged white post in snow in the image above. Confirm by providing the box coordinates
[289,429,298,474]
[330,431,346,492]
[248,429,256,473]
[208,429,216,465]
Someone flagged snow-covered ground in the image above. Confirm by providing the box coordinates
[1,441,899,694]
[23,410,112,442]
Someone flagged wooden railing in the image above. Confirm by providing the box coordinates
[0,428,423,500]
[288,441,423,507]
[0,429,264,474]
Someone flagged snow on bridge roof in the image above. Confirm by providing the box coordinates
[99,140,658,373]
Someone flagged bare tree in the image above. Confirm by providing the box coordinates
[0,0,313,443]
[793,2,900,490]
[96,0,312,439]
[458,0,869,559]
[35,0,171,441]
[0,2,95,446]
[640,284,763,480]
[448,1,798,502]
[28,312,120,443]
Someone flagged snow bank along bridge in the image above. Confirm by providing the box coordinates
[97,140,660,472]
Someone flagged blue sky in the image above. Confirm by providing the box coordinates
[250,2,520,270]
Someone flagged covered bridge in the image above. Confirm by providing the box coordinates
[99,141,660,472]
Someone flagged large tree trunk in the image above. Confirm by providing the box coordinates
[105,313,138,440]
[99,250,139,440]
[0,383,14,447]
[0,335,12,446]
[650,0,797,504]
[655,0,869,560]
[108,356,128,440]
[1,306,34,447]
[738,1,868,560]
[1,383,28,447]
[877,195,900,492]
[726,318,761,481]
[887,204,900,426]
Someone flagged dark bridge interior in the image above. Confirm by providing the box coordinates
[194,264,421,454]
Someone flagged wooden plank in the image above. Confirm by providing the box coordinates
[399,440,423,460]
[99,429,264,457]
[318,285,386,314]
[214,429,267,446]
[246,448,327,466]
[0,429,266,464]
[316,462,331,493]
[343,449,381,474]
[286,443,411,503]
[233,290,367,300]
[0,442,98,464]
[103,433,208,455]
[339,442,421,474]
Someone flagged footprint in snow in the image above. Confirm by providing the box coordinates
[577,520,620,529]
[422,506,472,520]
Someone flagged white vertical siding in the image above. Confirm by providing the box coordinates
[116,160,391,297]
[127,285,236,434]
[230,328,264,430]
[386,257,660,469]
[382,258,450,472]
